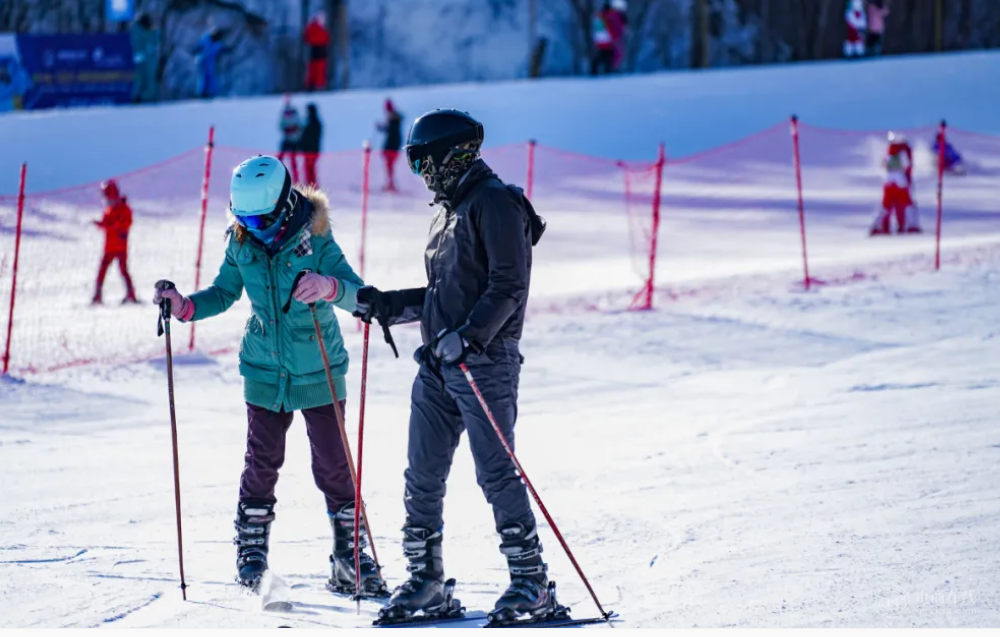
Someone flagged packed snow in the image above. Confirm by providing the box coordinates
[2,52,1000,628]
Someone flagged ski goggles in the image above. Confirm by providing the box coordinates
[237,211,281,230]
[406,144,431,175]
[233,189,298,230]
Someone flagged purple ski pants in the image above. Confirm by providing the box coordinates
[239,401,354,513]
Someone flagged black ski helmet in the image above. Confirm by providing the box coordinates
[404,109,485,175]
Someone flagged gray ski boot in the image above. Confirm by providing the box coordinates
[233,501,275,590]
[488,523,567,625]
[327,502,389,597]
[375,526,463,624]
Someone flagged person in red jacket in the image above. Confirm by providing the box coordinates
[591,1,623,75]
[870,132,921,235]
[93,179,139,304]
[303,12,330,91]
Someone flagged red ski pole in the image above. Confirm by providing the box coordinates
[354,322,371,611]
[458,363,612,623]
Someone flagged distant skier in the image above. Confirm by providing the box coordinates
[353,109,552,624]
[844,0,867,58]
[591,1,623,75]
[151,155,386,596]
[303,11,330,91]
[277,96,302,184]
[92,179,138,305]
[866,0,890,57]
[377,99,403,192]
[871,131,921,235]
[933,136,966,175]
[194,26,226,99]
[129,12,159,103]
[300,103,323,187]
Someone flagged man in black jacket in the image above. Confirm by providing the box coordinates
[354,109,548,622]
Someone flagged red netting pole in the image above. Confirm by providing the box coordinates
[3,163,27,376]
[639,143,665,311]
[189,126,215,352]
[526,139,536,200]
[790,116,811,290]
[935,120,946,271]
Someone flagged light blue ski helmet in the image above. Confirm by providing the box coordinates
[229,155,297,244]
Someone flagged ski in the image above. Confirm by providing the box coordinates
[374,611,489,628]
[484,611,619,628]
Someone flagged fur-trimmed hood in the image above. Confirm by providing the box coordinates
[231,184,331,245]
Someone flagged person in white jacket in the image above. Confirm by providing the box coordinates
[844,0,868,58]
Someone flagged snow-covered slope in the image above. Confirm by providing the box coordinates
[2,52,1000,628]
[3,51,1000,193]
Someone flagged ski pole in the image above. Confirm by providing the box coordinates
[458,363,611,623]
[354,322,372,611]
[156,280,188,601]
[282,272,383,582]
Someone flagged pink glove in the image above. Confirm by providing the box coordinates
[153,286,195,321]
[293,273,339,305]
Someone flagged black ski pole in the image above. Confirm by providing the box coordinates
[458,363,612,624]
[156,280,188,601]
[282,271,384,584]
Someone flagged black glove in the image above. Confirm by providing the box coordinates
[432,328,469,366]
[353,286,384,324]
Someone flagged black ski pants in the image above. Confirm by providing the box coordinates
[403,338,535,534]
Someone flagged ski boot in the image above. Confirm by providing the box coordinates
[487,523,569,626]
[327,502,389,598]
[233,500,275,591]
[375,526,464,625]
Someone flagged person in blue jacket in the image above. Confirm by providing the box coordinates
[194,26,226,99]
[932,137,966,175]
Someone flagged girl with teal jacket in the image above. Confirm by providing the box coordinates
[153,155,386,597]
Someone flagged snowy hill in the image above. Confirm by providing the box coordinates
[3,50,1000,193]
[2,52,1000,627]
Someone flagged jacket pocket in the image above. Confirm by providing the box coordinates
[289,326,324,377]
[240,314,269,364]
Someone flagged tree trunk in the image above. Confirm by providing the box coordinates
[300,0,310,90]
[337,0,349,88]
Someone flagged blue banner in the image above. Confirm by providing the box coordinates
[16,34,134,110]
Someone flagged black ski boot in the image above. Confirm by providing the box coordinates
[233,501,274,591]
[327,502,389,597]
[376,526,463,624]
[488,523,565,625]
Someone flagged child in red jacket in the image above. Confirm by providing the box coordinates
[93,179,139,304]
